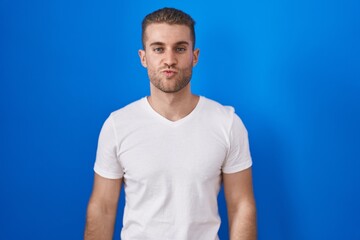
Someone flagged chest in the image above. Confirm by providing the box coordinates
[117,123,229,183]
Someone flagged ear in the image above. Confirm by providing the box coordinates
[192,48,200,67]
[138,49,147,68]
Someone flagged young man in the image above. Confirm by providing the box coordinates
[85,7,256,240]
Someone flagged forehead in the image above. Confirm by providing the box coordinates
[144,23,192,45]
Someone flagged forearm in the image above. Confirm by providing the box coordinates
[228,203,257,240]
[84,201,117,240]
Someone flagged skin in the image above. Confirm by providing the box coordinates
[84,174,122,240]
[224,169,257,240]
[84,22,257,239]
[138,23,200,121]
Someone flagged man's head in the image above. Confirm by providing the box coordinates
[142,7,196,50]
[139,8,199,94]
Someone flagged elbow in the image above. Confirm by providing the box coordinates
[228,199,257,224]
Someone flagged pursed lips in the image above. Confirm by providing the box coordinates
[161,69,177,78]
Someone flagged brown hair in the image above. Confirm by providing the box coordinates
[142,7,196,49]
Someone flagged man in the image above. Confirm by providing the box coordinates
[85,7,256,240]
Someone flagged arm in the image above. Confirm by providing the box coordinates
[223,167,257,240]
[84,173,122,240]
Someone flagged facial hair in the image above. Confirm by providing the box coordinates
[147,65,193,93]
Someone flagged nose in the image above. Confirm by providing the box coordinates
[163,50,177,67]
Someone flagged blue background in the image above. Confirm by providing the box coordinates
[1,0,359,239]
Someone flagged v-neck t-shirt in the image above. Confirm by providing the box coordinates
[94,96,252,240]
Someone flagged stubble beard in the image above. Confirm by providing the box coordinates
[148,67,193,94]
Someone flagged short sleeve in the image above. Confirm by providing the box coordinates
[222,113,252,173]
[93,114,124,179]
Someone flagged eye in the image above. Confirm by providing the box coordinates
[176,47,186,53]
[153,47,164,53]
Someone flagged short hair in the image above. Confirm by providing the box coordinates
[141,7,196,49]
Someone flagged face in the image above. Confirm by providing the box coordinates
[139,23,199,94]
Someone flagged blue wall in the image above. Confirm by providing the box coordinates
[1,0,359,239]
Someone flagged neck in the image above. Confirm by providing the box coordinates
[147,84,199,121]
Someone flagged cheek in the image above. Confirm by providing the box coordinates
[186,55,195,66]
[146,65,159,78]
[145,57,159,69]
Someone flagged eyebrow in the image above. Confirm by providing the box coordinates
[149,41,190,47]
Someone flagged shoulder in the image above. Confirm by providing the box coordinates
[200,96,236,120]
[197,96,242,135]
[111,98,146,118]
[103,97,148,132]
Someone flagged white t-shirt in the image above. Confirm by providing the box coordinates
[94,96,252,240]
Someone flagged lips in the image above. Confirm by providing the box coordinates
[162,70,177,78]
